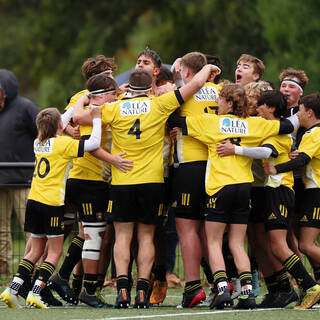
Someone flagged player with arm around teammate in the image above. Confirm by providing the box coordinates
[73,63,220,309]
[0,105,102,309]
[264,93,320,309]
[168,83,295,310]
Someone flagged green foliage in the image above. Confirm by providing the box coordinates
[0,0,319,108]
[257,0,320,93]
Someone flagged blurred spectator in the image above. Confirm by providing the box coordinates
[0,69,39,275]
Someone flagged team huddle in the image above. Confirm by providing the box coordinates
[1,49,320,311]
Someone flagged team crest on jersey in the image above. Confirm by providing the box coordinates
[34,139,53,154]
[120,100,151,116]
[194,86,218,101]
[219,118,249,135]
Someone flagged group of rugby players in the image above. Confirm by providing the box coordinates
[1,48,320,311]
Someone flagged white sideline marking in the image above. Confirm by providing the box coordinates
[71,307,319,320]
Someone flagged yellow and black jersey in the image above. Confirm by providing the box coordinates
[68,123,112,181]
[28,136,84,206]
[299,126,320,188]
[262,134,294,190]
[177,82,221,163]
[101,90,183,185]
[65,89,112,182]
[186,114,280,195]
[65,89,89,110]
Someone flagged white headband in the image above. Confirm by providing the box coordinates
[281,78,303,93]
[128,84,152,93]
[88,88,115,97]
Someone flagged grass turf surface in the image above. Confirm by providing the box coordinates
[1,287,320,320]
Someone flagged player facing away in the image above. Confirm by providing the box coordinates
[73,63,221,308]
[0,105,102,308]
[168,83,296,310]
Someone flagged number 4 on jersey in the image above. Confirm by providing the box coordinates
[128,119,142,139]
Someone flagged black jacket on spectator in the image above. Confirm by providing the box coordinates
[0,69,39,184]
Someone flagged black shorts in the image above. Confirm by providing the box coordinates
[298,188,320,228]
[24,199,64,236]
[249,187,265,223]
[107,183,165,224]
[66,178,109,223]
[171,161,206,220]
[293,177,304,216]
[205,183,251,224]
[264,186,295,231]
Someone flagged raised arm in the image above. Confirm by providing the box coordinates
[72,94,93,126]
[178,64,221,102]
[83,105,101,152]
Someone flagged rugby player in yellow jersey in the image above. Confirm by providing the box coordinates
[168,83,296,310]
[264,93,320,309]
[170,52,221,308]
[134,50,178,305]
[217,90,302,308]
[48,56,129,306]
[50,75,133,308]
[235,54,265,87]
[0,105,102,309]
[73,63,221,308]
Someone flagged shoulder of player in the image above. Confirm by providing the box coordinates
[305,124,320,136]
[65,89,89,110]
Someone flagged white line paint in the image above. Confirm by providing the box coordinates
[71,307,319,320]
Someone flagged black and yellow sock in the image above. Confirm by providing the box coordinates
[116,275,129,292]
[283,254,316,291]
[239,271,252,295]
[38,261,55,283]
[136,278,150,294]
[33,261,55,294]
[84,273,98,295]
[9,259,34,293]
[275,268,291,293]
[264,274,279,294]
[213,270,228,293]
[16,259,34,281]
[72,273,83,295]
[184,280,201,294]
[59,236,84,280]
[96,273,105,290]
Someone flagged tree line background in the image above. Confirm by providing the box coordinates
[0,0,319,109]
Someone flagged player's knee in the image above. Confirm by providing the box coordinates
[82,221,106,260]
[298,240,310,256]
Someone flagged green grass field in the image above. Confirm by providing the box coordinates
[1,287,320,320]
[2,218,320,319]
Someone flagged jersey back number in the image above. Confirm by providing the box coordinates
[128,119,142,139]
[33,157,50,178]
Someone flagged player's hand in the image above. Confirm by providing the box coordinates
[119,83,129,92]
[155,82,177,96]
[263,162,277,175]
[217,140,235,157]
[111,152,134,173]
[90,104,102,119]
[169,127,179,142]
[64,124,81,140]
[72,125,81,140]
[172,58,182,73]
[289,149,299,159]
